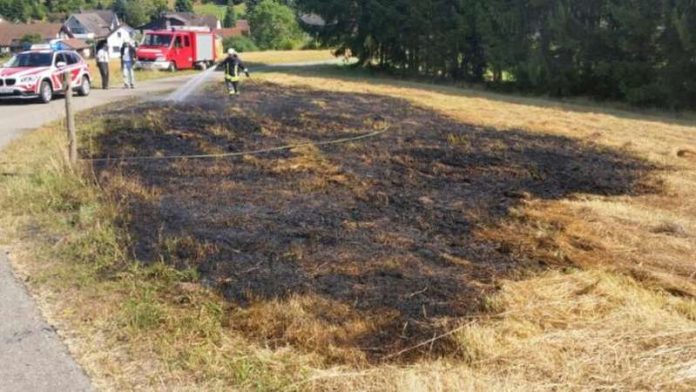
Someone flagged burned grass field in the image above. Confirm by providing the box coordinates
[80,81,661,365]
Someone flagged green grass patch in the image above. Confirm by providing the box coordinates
[194,3,227,20]
[194,3,247,20]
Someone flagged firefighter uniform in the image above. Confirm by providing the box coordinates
[222,54,249,96]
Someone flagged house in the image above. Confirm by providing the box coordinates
[0,22,67,54]
[64,10,120,39]
[140,12,221,32]
[100,25,134,59]
[214,20,251,40]
[54,38,92,58]
[63,10,134,58]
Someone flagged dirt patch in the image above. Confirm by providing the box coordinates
[677,148,696,160]
[83,82,658,364]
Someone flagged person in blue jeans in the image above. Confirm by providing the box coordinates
[120,41,136,89]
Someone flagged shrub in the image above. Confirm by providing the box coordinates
[247,0,305,50]
[223,36,259,53]
[20,33,43,45]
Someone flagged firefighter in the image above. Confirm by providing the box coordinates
[221,49,250,96]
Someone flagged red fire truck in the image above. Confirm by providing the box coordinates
[135,27,224,72]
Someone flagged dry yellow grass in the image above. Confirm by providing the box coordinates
[0,63,695,391]
[300,270,696,391]
[242,50,336,65]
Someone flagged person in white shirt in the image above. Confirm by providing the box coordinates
[96,42,110,89]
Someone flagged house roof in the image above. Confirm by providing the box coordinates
[165,12,192,24]
[69,11,118,38]
[112,24,134,34]
[215,20,250,38]
[165,12,220,31]
[60,38,90,50]
[0,22,64,46]
[90,10,117,25]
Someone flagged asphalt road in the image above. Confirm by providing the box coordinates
[0,74,195,392]
[0,76,194,151]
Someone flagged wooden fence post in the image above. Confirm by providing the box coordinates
[64,69,76,165]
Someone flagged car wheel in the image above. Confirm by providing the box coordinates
[38,80,53,103]
[77,76,91,96]
[169,62,177,72]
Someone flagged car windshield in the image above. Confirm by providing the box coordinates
[5,52,54,67]
[142,34,172,47]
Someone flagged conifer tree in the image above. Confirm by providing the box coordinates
[223,0,237,28]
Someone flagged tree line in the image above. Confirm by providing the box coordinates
[0,1,122,23]
[0,0,210,26]
[0,0,91,21]
[296,0,696,108]
[1,0,307,51]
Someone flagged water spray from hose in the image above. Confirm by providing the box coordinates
[164,65,219,102]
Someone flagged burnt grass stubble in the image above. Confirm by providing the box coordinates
[84,82,657,364]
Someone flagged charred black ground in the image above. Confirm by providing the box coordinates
[83,82,657,363]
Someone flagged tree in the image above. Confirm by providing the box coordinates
[45,0,95,13]
[112,0,166,27]
[124,0,150,27]
[248,0,305,50]
[223,35,259,52]
[151,0,169,16]
[111,0,128,19]
[295,0,696,108]
[2,0,29,22]
[658,0,696,108]
[20,33,43,45]
[30,1,46,20]
[223,0,237,28]
[0,0,11,20]
[174,0,193,13]
[0,0,45,21]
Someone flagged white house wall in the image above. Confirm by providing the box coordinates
[106,27,132,58]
